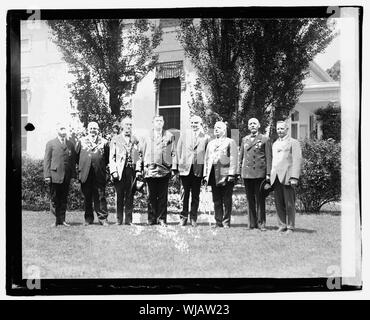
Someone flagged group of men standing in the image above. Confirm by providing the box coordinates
[43,114,302,234]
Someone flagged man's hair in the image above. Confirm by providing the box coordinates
[248,118,260,126]
[276,120,288,128]
[120,116,133,125]
[87,121,99,130]
[153,115,164,121]
[190,115,202,123]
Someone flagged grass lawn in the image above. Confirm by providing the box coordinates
[22,208,341,279]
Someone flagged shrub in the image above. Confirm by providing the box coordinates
[22,155,181,212]
[315,102,341,142]
[296,139,341,213]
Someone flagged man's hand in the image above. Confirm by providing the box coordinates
[171,169,178,177]
[289,178,298,187]
[266,174,270,182]
[44,177,51,184]
[136,171,143,178]
[202,177,208,186]
[112,172,119,180]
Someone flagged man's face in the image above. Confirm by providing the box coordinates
[214,123,225,138]
[276,122,288,138]
[248,119,260,135]
[190,117,201,132]
[121,120,132,136]
[153,117,164,130]
[57,126,67,138]
[88,124,99,138]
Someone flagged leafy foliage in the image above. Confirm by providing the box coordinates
[315,102,341,141]
[326,60,340,81]
[296,139,341,213]
[22,156,180,212]
[178,18,336,137]
[48,19,162,125]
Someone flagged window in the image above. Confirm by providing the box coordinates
[291,110,299,139]
[159,78,181,106]
[21,90,28,152]
[21,38,31,52]
[159,108,180,130]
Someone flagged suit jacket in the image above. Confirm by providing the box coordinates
[139,129,176,178]
[43,137,76,184]
[238,133,272,179]
[270,135,302,185]
[175,131,210,177]
[109,133,140,180]
[75,135,109,185]
[203,137,238,186]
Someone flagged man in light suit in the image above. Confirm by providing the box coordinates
[238,118,272,231]
[203,121,238,228]
[270,120,302,234]
[139,115,176,226]
[75,122,110,226]
[44,122,76,226]
[109,117,141,225]
[176,115,210,227]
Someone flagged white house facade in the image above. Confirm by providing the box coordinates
[20,19,340,159]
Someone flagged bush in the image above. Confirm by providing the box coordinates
[22,155,181,212]
[296,139,341,213]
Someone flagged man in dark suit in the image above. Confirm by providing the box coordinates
[203,121,238,228]
[238,118,272,231]
[175,115,210,227]
[44,122,76,226]
[109,117,141,225]
[139,115,176,227]
[75,122,110,226]
[270,120,302,234]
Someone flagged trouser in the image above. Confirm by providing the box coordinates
[273,178,296,230]
[50,178,70,225]
[114,166,135,224]
[244,178,266,228]
[211,182,234,227]
[146,176,170,224]
[180,166,202,223]
[81,168,108,223]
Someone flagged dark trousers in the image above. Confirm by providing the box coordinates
[244,178,266,228]
[146,176,170,224]
[114,166,135,224]
[81,168,108,223]
[180,166,202,222]
[273,178,296,230]
[49,178,70,225]
[210,182,234,227]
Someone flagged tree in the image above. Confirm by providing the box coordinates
[48,19,162,125]
[178,18,336,137]
[326,60,340,81]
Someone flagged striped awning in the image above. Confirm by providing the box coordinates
[155,61,183,79]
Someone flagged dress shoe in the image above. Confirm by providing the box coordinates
[100,220,109,226]
[211,224,222,229]
[159,220,168,227]
[179,219,187,227]
[259,225,267,232]
[115,222,123,226]
[62,222,70,227]
[286,229,294,234]
[223,224,230,229]
[147,221,157,226]
[191,220,197,227]
[277,226,287,233]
